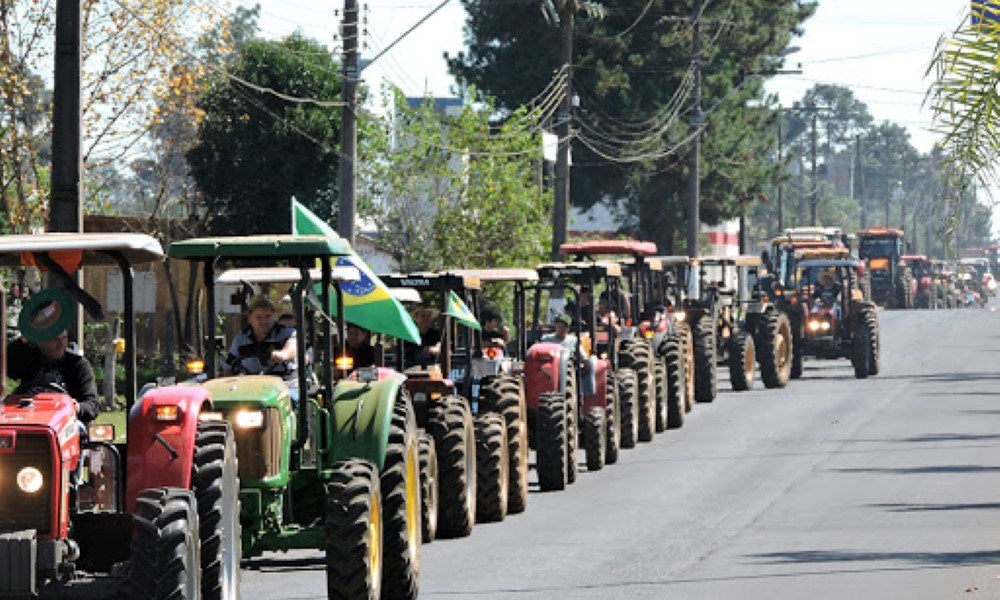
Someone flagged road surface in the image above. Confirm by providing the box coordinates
[243,305,1000,599]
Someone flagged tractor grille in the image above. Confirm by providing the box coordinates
[230,408,282,480]
[0,432,55,537]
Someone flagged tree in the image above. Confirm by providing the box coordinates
[187,34,342,235]
[448,0,816,252]
[358,87,550,272]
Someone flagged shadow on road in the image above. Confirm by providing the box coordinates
[243,556,325,572]
[897,433,1000,443]
[748,548,1000,568]
[830,464,1000,474]
[867,502,1000,512]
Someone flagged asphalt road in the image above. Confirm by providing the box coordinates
[242,304,1000,599]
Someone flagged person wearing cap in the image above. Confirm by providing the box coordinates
[345,323,377,369]
[7,329,99,423]
[541,313,597,395]
[225,295,297,377]
[813,270,841,306]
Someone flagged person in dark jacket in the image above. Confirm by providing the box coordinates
[345,323,377,369]
[7,329,99,423]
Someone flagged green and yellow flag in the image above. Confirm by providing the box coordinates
[291,199,421,344]
[445,290,481,330]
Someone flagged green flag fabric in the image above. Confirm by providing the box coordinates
[291,199,421,344]
[445,290,481,330]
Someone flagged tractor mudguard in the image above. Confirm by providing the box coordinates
[524,342,566,411]
[582,358,609,414]
[125,385,211,513]
[329,376,403,471]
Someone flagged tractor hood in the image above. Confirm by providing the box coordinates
[0,393,79,436]
[201,375,292,409]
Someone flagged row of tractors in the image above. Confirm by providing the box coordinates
[0,231,887,600]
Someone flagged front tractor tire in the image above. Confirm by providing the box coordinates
[129,488,201,600]
[583,406,607,472]
[604,370,621,465]
[474,413,509,523]
[616,368,639,449]
[191,421,241,600]
[692,314,718,403]
[381,393,422,600]
[427,396,476,539]
[417,433,438,544]
[621,341,656,441]
[536,392,569,492]
[664,333,687,430]
[325,459,383,600]
[757,312,792,389]
[728,332,756,392]
[480,377,529,515]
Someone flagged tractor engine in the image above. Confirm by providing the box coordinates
[0,393,82,594]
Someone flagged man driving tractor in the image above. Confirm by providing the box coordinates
[225,295,298,377]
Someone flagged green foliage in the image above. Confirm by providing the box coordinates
[187,34,341,235]
[448,0,816,252]
[358,88,550,272]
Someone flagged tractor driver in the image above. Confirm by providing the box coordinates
[480,308,510,349]
[7,328,99,423]
[225,295,298,378]
[403,306,442,366]
[813,270,842,306]
[541,313,597,396]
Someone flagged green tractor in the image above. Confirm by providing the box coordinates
[168,235,422,600]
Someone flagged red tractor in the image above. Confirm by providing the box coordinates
[561,241,687,443]
[900,255,936,309]
[525,261,631,490]
[0,233,240,599]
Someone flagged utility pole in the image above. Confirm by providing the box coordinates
[856,133,866,229]
[551,0,575,260]
[50,0,83,345]
[686,0,704,257]
[809,111,818,226]
[338,0,359,245]
[776,116,784,232]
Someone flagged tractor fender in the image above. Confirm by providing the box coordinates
[125,385,212,513]
[581,358,609,414]
[329,376,405,471]
[524,342,567,410]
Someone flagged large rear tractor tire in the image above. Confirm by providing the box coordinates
[653,359,668,433]
[583,406,606,472]
[565,395,579,484]
[474,413,509,524]
[480,376,529,515]
[325,459,383,600]
[863,308,880,376]
[129,488,201,600]
[692,314,718,403]
[191,421,241,600]
[616,368,639,449]
[426,396,476,539]
[381,393,422,600]
[853,315,874,379]
[664,333,686,430]
[622,342,656,442]
[728,332,756,392]
[536,392,568,492]
[417,433,438,544]
[757,312,792,389]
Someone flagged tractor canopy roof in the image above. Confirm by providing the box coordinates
[536,261,623,280]
[900,255,929,263]
[959,257,988,265]
[168,234,353,260]
[619,256,663,271]
[448,268,539,283]
[651,255,692,267]
[795,247,851,260]
[215,266,360,285]
[0,232,163,269]
[695,255,761,267]
[379,272,481,291]
[560,239,658,257]
[772,238,840,251]
[797,259,861,270]
[857,226,904,238]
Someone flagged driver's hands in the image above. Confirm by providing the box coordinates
[270,350,286,364]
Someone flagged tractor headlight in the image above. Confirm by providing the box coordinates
[820,321,831,331]
[673,311,687,322]
[16,467,44,493]
[808,320,821,332]
[234,410,265,429]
